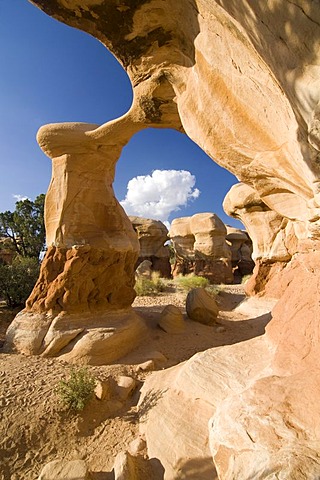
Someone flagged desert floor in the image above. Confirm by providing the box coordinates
[0,284,274,480]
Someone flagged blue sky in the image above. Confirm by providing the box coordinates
[0,0,242,229]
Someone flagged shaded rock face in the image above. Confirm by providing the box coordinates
[186,288,219,326]
[129,216,171,278]
[19,1,320,477]
[224,183,304,296]
[225,226,254,282]
[169,213,233,284]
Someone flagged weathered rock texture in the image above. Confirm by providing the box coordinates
[186,288,219,326]
[5,121,149,363]
[19,0,320,477]
[170,213,233,284]
[129,216,171,278]
[224,183,304,296]
[158,304,185,334]
[38,459,92,480]
[225,226,254,282]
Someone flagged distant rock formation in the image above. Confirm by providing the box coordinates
[169,213,234,284]
[225,226,254,282]
[129,216,171,278]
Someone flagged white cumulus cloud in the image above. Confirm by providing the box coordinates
[13,194,29,202]
[120,169,200,223]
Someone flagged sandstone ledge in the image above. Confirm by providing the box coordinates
[5,309,147,365]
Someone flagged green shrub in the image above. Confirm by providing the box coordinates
[135,271,165,296]
[0,256,40,307]
[206,284,223,296]
[174,273,209,291]
[57,367,96,412]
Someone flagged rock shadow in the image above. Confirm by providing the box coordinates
[218,311,272,346]
[176,456,218,479]
[124,388,168,424]
[217,289,246,311]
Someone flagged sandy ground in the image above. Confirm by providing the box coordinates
[0,285,275,480]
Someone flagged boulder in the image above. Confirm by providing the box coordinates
[186,288,219,325]
[38,459,92,480]
[158,304,185,334]
[209,371,320,480]
[139,334,273,480]
[5,309,147,365]
[135,260,152,279]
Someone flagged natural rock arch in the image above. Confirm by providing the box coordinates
[6,1,320,478]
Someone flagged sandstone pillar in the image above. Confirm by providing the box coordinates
[129,216,171,278]
[169,213,233,284]
[5,121,147,364]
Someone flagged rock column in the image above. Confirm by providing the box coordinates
[5,121,147,364]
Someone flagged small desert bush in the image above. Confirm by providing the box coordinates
[57,367,96,412]
[174,273,209,291]
[135,271,165,296]
[206,284,224,296]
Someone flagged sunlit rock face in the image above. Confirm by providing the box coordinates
[28,1,320,233]
[19,0,320,477]
[169,213,233,284]
[129,216,171,278]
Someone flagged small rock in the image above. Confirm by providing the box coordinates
[95,378,112,400]
[135,260,152,278]
[38,459,92,480]
[136,360,155,372]
[158,304,185,334]
[116,376,137,401]
[128,436,146,456]
[113,451,138,480]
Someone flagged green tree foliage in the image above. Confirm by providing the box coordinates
[0,194,45,259]
[0,256,40,307]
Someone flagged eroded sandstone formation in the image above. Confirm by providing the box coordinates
[129,216,171,278]
[223,182,303,296]
[225,226,254,282]
[169,213,233,284]
[14,0,320,477]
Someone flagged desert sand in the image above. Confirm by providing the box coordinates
[0,284,275,480]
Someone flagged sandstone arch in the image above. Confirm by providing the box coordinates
[7,1,320,477]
